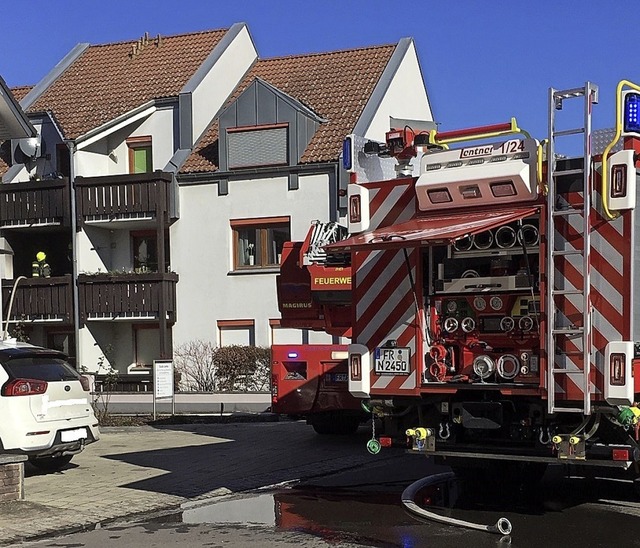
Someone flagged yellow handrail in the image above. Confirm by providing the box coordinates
[428,117,531,146]
[601,79,640,220]
[538,140,547,194]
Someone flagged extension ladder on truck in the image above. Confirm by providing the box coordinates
[546,82,598,414]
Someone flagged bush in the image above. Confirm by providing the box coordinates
[174,341,270,392]
[215,345,270,391]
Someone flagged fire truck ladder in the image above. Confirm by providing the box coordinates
[546,82,598,415]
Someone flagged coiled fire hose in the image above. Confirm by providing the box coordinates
[401,472,512,536]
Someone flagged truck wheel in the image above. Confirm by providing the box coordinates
[28,455,73,472]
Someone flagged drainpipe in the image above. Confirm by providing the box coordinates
[65,140,81,368]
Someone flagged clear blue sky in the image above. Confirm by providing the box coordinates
[1,1,636,141]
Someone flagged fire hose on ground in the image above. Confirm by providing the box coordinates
[401,472,513,536]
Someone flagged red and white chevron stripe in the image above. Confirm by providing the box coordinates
[353,179,422,395]
[551,189,630,403]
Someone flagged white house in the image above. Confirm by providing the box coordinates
[0,26,433,378]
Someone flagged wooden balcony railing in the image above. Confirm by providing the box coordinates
[0,178,70,227]
[2,275,73,324]
[77,272,178,325]
[75,172,174,223]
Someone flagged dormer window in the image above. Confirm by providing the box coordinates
[227,124,288,169]
[127,136,152,173]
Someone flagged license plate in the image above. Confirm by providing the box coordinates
[374,347,411,375]
[61,428,87,443]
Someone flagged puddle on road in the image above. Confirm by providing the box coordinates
[158,472,640,548]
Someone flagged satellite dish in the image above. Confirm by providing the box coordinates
[18,137,39,157]
[11,136,41,164]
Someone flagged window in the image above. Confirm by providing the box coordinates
[131,230,169,273]
[218,320,255,346]
[56,144,70,178]
[227,124,288,169]
[47,330,75,367]
[232,217,290,270]
[270,319,309,345]
[127,136,152,174]
[134,325,160,367]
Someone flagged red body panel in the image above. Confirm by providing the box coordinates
[271,344,361,416]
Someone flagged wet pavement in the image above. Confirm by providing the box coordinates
[5,420,640,547]
[0,420,428,545]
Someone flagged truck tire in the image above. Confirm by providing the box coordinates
[28,455,73,472]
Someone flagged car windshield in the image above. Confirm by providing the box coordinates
[2,357,81,382]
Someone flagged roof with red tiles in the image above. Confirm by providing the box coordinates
[10,86,33,103]
[181,43,397,173]
[27,29,229,139]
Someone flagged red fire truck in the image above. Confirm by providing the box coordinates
[275,81,640,487]
[273,223,363,434]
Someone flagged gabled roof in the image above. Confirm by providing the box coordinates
[0,81,37,174]
[181,43,397,174]
[0,78,36,141]
[26,29,230,139]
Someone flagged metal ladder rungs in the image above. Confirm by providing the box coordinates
[551,407,587,414]
[552,327,584,335]
[553,169,584,177]
[547,82,597,416]
[554,350,584,357]
[551,249,583,256]
[551,368,586,375]
[553,128,584,137]
[554,88,587,99]
[551,288,584,295]
[552,209,584,217]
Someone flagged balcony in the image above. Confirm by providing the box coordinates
[77,272,178,325]
[0,178,71,228]
[2,275,73,324]
[75,172,175,226]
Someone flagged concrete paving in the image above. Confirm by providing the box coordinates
[0,419,401,546]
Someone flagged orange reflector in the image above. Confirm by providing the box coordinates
[612,448,630,461]
[26,431,50,436]
[379,437,392,447]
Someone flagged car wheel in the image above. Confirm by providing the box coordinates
[28,454,73,471]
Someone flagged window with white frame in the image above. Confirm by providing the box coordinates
[231,217,290,270]
[218,320,255,346]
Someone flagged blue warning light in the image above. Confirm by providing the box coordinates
[342,136,353,170]
[623,92,640,135]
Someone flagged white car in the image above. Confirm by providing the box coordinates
[0,340,100,470]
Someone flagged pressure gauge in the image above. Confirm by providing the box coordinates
[473,296,486,311]
[446,300,458,313]
[490,296,503,311]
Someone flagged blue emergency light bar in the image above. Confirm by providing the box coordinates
[624,91,640,135]
[342,136,353,170]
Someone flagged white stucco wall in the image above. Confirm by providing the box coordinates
[189,25,257,144]
[77,323,135,374]
[75,108,175,177]
[172,171,335,349]
[362,41,433,140]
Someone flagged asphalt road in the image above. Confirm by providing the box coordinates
[5,420,640,547]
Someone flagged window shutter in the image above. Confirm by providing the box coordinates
[228,127,288,169]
